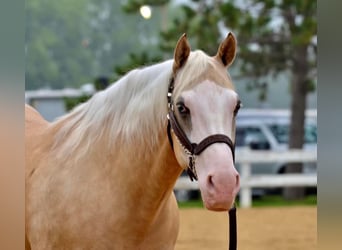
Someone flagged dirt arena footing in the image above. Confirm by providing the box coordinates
[175,206,317,250]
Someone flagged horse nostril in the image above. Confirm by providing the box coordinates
[207,175,214,188]
[235,174,240,189]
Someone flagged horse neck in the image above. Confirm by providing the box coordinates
[113,133,182,204]
[81,135,179,243]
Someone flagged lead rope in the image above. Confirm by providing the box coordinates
[228,143,237,250]
[229,204,237,250]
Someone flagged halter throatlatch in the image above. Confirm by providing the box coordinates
[166,76,235,181]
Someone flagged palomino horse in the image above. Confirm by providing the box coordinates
[25,33,240,250]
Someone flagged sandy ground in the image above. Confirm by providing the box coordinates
[175,206,316,250]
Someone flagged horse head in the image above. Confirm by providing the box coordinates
[168,33,240,211]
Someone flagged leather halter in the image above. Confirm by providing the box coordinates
[166,76,235,181]
[166,75,238,250]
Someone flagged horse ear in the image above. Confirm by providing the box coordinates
[173,33,191,73]
[215,32,237,68]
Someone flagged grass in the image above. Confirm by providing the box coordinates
[178,199,204,209]
[177,195,317,209]
[249,194,316,207]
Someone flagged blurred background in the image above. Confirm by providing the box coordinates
[25,0,316,204]
[25,1,317,248]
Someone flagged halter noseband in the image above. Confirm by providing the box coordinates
[166,76,236,181]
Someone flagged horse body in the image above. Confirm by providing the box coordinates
[26,33,240,249]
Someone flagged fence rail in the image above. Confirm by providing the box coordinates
[174,148,317,208]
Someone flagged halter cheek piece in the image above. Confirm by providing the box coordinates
[166,77,236,181]
[166,76,238,250]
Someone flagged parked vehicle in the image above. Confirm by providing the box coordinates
[175,109,317,200]
[235,109,317,196]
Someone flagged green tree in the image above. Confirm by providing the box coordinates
[122,0,317,200]
[26,0,93,89]
[220,0,317,199]
[25,0,162,90]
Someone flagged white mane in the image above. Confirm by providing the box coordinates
[50,51,220,161]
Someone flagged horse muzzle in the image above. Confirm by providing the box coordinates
[196,145,240,211]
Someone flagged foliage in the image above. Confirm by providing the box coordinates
[225,0,317,96]
[122,0,169,12]
[64,94,92,112]
[25,0,161,90]
[26,0,92,89]
[113,51,163,81]
[122,0,316,96]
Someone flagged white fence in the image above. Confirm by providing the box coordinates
[174,148,317,208]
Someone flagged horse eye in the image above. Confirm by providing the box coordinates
[234,100,242,116]
[176,102,190,115]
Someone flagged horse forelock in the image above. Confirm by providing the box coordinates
[173,50,234,99]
